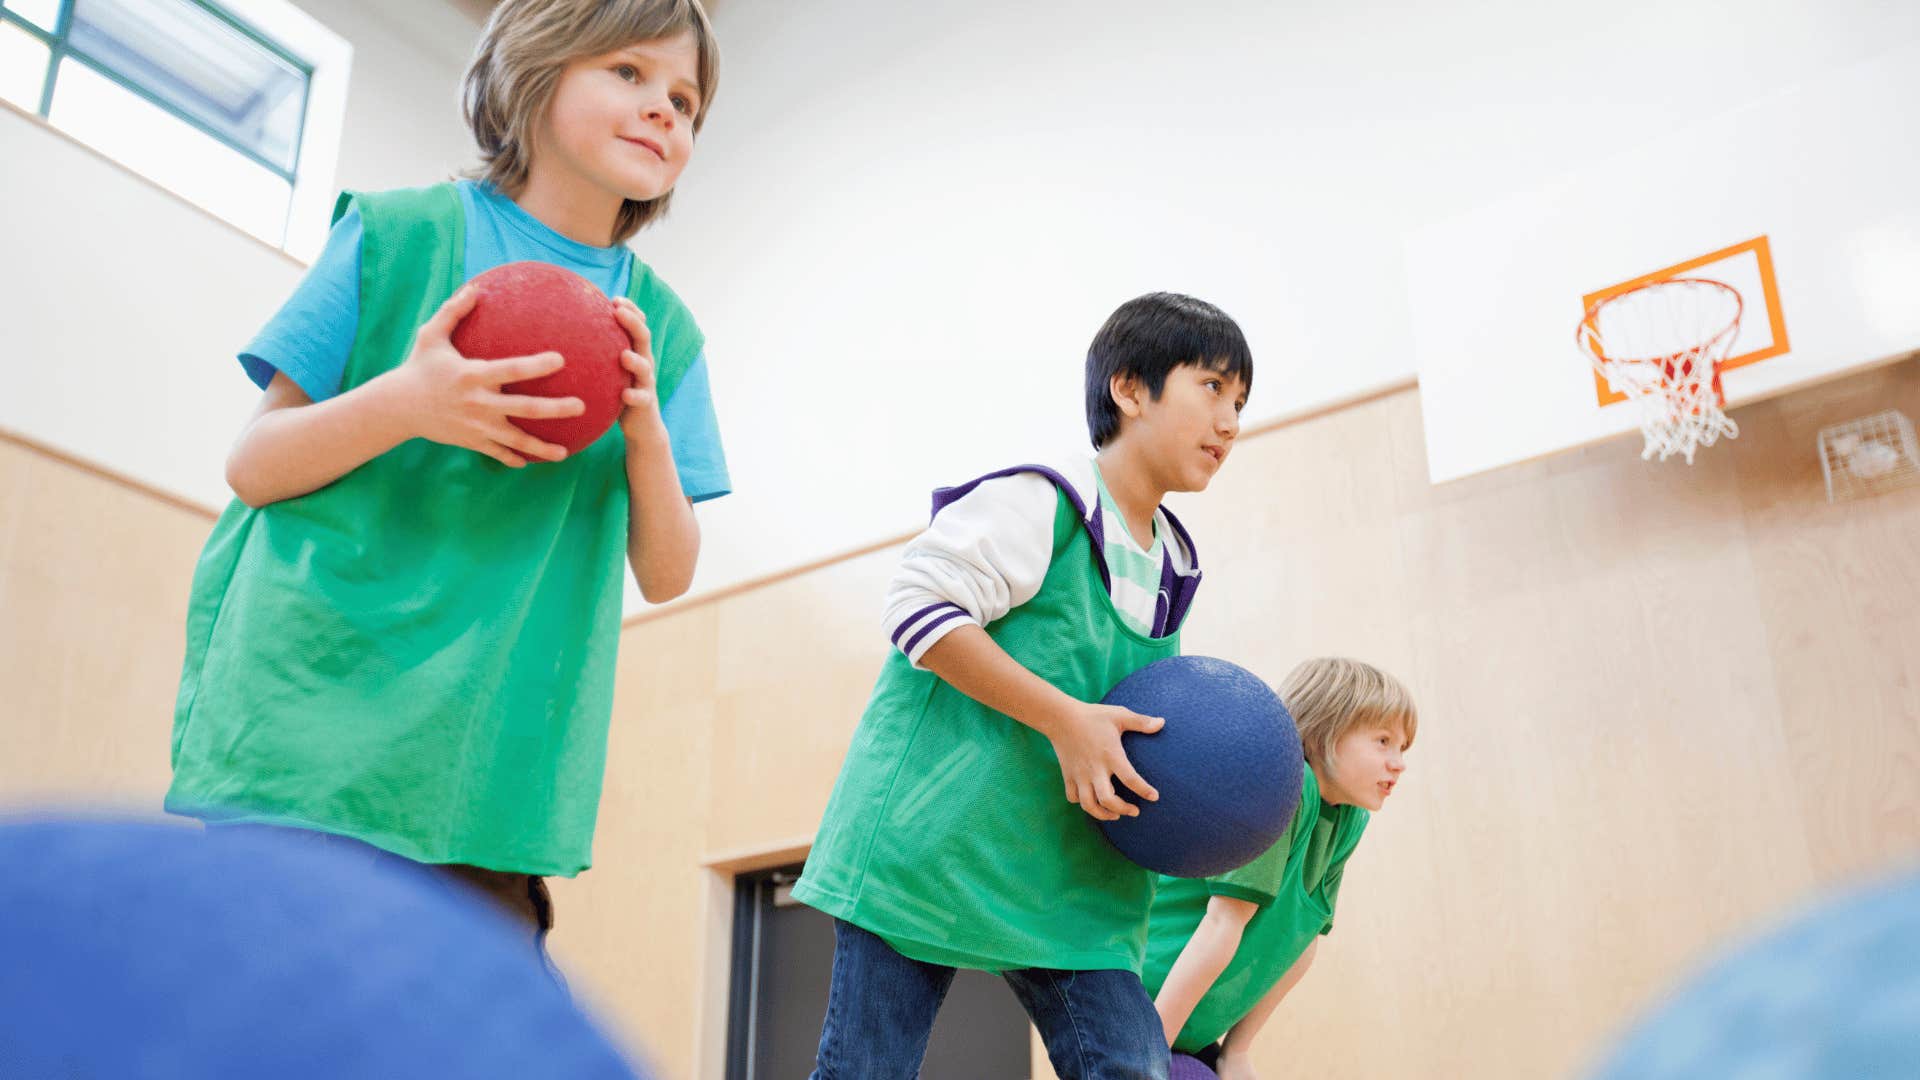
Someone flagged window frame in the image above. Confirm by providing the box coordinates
[1,0,314,182]
[0,0,351,260]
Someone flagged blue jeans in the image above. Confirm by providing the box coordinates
[811,919,1170,1080]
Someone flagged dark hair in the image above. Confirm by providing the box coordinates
[1084,292,1253,448]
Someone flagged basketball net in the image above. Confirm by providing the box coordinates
[1576,277,1743,463]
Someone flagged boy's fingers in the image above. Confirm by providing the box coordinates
[494,393,585,419]
[423,286,479,339]
[491,422,567,462]
[1071,780,1108,820]
[622,349,655,385]
[613,301,652,349]
[1114,759,1159,803]
[490,351,566,383]
[521,438,570,463]
[1119,710,1164,734]
[1094,776,1138,819]
[481,441,527,468]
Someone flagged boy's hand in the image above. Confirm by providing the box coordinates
[612,297,667,444]
[1046,701,1162,821]
[1217,1051,1260,1080]
[390,285,583,467]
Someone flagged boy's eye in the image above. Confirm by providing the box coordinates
[614,64,638,81]
[671,94,693,115]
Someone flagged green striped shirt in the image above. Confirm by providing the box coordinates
[1092,462,1168,636]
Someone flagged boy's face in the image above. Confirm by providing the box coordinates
[1318,724,1410,811]
[541,31,701,206]
[1112,364,1247,492]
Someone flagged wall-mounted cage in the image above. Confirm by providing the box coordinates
[1818,410,1920,503]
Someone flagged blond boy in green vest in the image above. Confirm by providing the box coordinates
[168,0,727,960]
[1145,658,1417,1079]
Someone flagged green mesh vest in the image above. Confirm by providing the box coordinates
[1141,766,1370,1051]
[792,470,1195,972]
[167,184,700,876]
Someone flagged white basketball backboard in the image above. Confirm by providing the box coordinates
[1408,40,1920,483]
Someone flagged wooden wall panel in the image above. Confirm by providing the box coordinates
[0,436,209,806]
[548,606,721,1080]
[8,358,1919,1079]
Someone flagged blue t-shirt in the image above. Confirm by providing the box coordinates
[240,180,730,502]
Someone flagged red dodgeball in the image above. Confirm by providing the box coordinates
[449,261,631,456]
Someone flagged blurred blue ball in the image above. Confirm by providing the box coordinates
[0,816,643,1078]
[1591,868,1920,1079]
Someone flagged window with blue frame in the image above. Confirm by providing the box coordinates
[0,0,319,248]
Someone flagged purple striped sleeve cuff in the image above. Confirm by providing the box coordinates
[889,601,972,665]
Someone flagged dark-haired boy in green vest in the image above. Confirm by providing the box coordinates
[794,292,1254,1080]
[167,0,728,967]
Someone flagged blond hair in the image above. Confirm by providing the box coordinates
[462,0,720,243]
[1281,657,1417,769]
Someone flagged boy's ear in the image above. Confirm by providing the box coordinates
[1110,372,1145,419]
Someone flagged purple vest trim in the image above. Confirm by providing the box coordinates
[927,464,1203,638]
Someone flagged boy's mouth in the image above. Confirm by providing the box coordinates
[1202,445,1224,464]
[621,135,666,161]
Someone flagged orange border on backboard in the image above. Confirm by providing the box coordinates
[1581,235,1791,407]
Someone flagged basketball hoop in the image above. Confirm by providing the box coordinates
[1576,277,1743,463]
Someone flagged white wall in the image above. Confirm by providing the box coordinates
[635,0,1920,596]
[290,0,482,193]
[2,106,294,496]
[8,0,1919,608]
[2,0,482,543]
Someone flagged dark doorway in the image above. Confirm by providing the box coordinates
[725,864,1036,1079]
